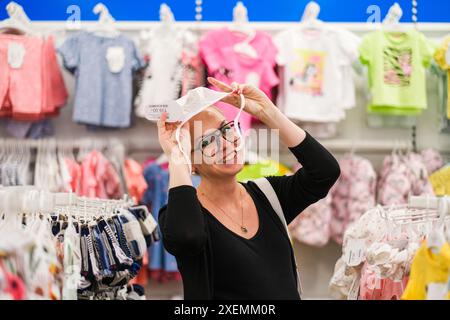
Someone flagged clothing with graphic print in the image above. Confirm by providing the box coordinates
[275,26,359,123]
[359,30,434,116]
[199,28,279,133]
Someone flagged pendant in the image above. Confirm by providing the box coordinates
[241,226,248,233]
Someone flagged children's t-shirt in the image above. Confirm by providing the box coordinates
[359,30,434,115]
[200,28,279,133]
[59,32,145,128]
[434,36,450,120]
[275,26,359,122]
[402,241,450,300]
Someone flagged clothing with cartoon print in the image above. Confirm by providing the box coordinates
[275,26,359,123]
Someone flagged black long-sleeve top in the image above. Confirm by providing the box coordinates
[158,132,341,300]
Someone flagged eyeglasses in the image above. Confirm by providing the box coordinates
[192,121,242,158]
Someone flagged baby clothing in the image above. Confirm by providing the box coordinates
[200,28,279,133]
[59,32,145,128]
[275,26,359,123]
[434,36,450,119]
[420,149,444,175]
[0,34,67,120]
[135,27,203,118]
[402,241,450,300]
[79,150,122,199]
[124,158,148,204]
[330,154,377,245]
[377,153,434,205]
[359,30,434,116]
[289,194,332,247]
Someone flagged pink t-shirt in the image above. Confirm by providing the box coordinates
[199,28,279,133]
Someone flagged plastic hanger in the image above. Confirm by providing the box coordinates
[427,197,448,254]
[382,3,408,34]
[229,2,258,59]
[89,3,120,38]
[299,1,324,32]
[0,2,36,35]
[158,3,175,33]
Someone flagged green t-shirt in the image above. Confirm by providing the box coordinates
[359,30,434,115]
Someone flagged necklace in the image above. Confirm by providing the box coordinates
[200,186,247,233]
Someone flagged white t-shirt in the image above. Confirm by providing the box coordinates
[275,26,360,122]
[135,27,198,118]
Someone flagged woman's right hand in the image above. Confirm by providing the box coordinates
[157,112,191,159]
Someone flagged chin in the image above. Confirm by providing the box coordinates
[215,163,244,176]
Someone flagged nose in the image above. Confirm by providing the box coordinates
[219,135,235,159]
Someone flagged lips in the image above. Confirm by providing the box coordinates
[222,150,238,163]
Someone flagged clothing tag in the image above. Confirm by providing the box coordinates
[344,238,365,267]
[144,100,183,122]
[8,42,26,69]
[347,273,361,300]
[141,215,158,235]
[144,87,230,123]
[106,46,125,73]
[427,283,447,300]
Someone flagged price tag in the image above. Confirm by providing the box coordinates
[141,215,158,234]
[427,283,447,300]
[347,273,361,300]
[344,238,365,267]
[144,100,183,122]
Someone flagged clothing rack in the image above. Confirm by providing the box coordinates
[30,21,450,35]
[408,195,450,213]
[0,186,133,216]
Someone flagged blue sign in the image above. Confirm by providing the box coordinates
[0,0,449,22]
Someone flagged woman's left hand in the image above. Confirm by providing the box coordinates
[207,77,278,123]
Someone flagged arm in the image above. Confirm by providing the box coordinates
[265,131,340,224]
[207,77,340,224]
[157,114,206,256]
[260,107,340,224]
[158,185,207,257]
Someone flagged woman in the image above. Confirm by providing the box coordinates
[157,77,340,300]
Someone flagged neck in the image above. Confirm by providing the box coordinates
[198,176,241,202]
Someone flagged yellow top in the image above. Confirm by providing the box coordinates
[402,241,450,300]
[429,166,450,196]
[434,36,450,119]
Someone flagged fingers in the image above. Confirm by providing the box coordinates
[231,82,247,95]
[157,112,167,132]
[207,77,233,92]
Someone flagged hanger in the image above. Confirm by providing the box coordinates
[0,2,36,35]
[426,197,448,253]
[299,1,324,32]
[89,3,120,38]
[228,2,258,59]
[382,3,408,33]
[159,3,175,31]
